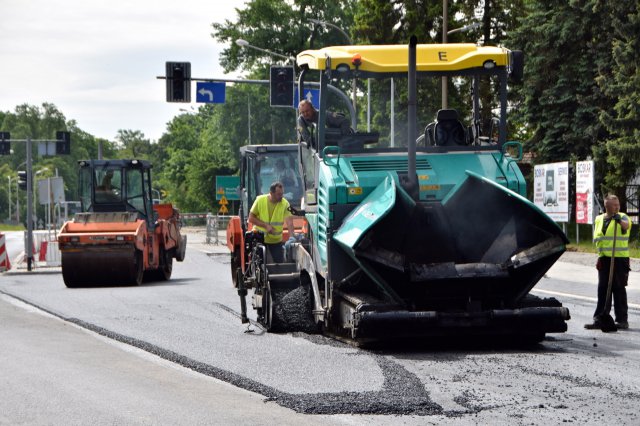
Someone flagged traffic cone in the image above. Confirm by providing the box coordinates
[0,233,11,272]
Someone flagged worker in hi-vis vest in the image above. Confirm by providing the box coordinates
[585,194,632,330]
[248,181,295,263]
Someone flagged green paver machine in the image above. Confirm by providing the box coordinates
[235,38,570,344]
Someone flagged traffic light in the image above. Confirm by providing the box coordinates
[56,131,71,155]
[270,66,294,107]
[166,62,191,103]
[0,132,9,155]
[18,171,27,191]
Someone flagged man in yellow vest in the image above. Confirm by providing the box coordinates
[585,194,631,330]
[248,181,295,263]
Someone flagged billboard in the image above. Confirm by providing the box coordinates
[575,160,594,224]
[534,162,569,222]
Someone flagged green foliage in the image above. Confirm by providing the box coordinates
[3,1,640,223]
[595,0,640,198]
[507,1,613,166]
[212,0,356,74]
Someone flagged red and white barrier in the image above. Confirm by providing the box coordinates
[0,233,11,272]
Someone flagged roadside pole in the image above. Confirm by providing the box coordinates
[26,137,34,271]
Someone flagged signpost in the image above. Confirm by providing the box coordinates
[293,88,320,109]
[196,82,226,104]
[216,176,240,215]
[215,176,240,200]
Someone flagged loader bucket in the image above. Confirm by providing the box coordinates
[334,171,569,312]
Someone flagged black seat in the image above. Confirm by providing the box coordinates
[434,109,466,146]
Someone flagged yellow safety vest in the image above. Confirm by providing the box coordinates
[250,194,290,244]
[594,213,631,257]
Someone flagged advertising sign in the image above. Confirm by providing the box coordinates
[575,160,594,224]
[533,161,569,222]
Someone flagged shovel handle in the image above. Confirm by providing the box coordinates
[604,221,618,312]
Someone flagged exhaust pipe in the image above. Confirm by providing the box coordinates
[403,36,419,200]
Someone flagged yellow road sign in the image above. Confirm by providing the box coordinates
[219,195,228,205]
[218,205,229,214]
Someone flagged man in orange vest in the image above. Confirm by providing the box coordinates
[248,181,295,263]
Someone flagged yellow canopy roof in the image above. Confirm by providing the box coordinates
[296,43,510,74]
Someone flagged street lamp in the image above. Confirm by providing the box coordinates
[7,176,11,222]
[235,39,295,64]
[308,18,352,45]
[442,9,481,109]
[308,18,358,112]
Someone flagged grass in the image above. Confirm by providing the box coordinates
[567,239,640,258]
[0,224,25,232]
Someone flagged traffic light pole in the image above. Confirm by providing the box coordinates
[0,132,70,271]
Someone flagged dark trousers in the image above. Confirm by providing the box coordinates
[265,242,284,264]
[594,257,629,323]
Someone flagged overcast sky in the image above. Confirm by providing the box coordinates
[0,0,245,141]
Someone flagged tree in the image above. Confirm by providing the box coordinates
[115,129,152,158]
[213,0,356,72]
[595,0,640,200]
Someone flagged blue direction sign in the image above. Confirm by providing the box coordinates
[293,88,320,109]
[196,82,226,103]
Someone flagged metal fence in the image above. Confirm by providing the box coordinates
[205,214,232,245]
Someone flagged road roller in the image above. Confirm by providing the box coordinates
[58,159,186,287]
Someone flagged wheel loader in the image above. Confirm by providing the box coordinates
[226,144,307,296]
[58,159,186,287]
[232,39,571,344]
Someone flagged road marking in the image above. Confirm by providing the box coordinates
[532,288,640,309]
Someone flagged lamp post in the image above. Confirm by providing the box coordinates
[442,1,481,109]
[235,39,295,64]
[7,176,11,222]
[308,18,358,114]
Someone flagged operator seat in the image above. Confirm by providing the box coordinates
[434,109,467,146]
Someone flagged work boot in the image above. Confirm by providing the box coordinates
[584,321,602,330]
[616,321,629,330]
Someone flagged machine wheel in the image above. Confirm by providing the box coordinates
[63,272,83,288]
[130,250,144,286]
[61,254,85,288]
[231,249,240,288]
[263,286,283,332]
[158,247,173,281]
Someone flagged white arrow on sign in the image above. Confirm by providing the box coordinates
[305,91,313,102]
[198,88,214,102]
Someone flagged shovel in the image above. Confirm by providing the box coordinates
[600,219,618,333]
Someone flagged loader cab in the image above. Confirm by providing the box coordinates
[78,159,154,224]
[238,145,303,226]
